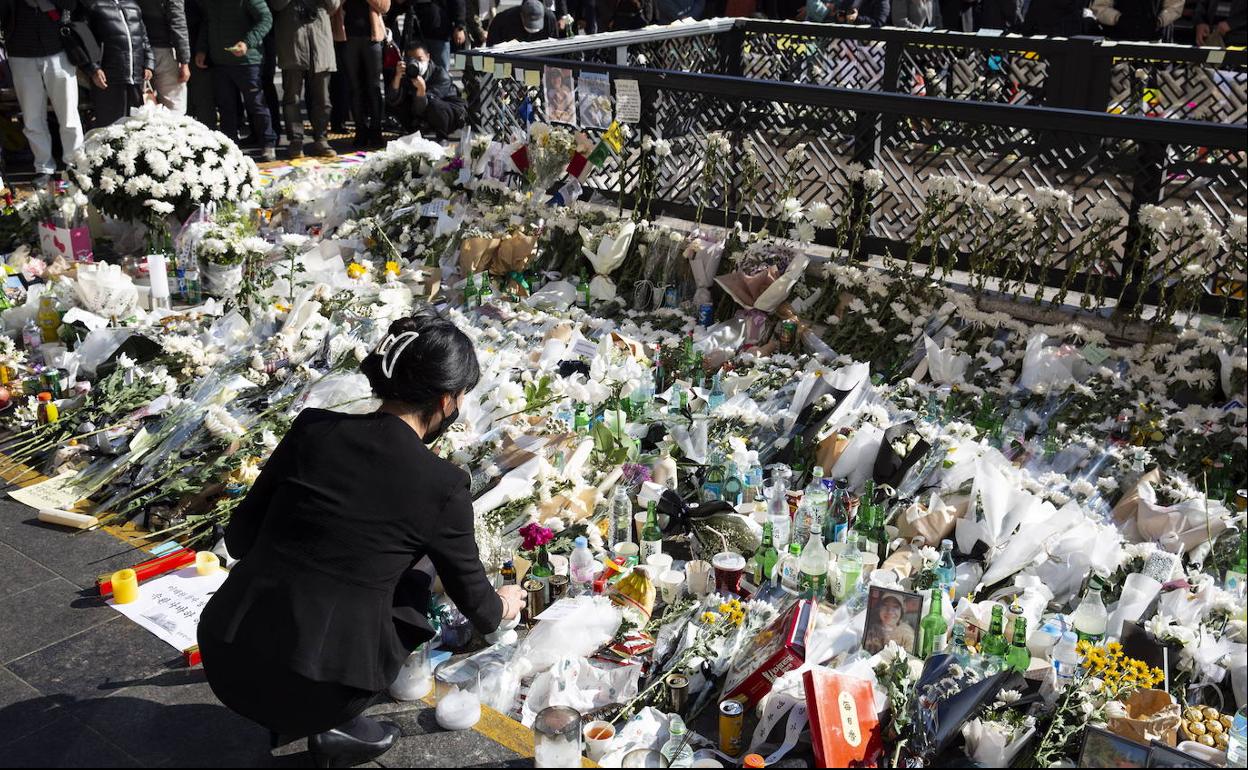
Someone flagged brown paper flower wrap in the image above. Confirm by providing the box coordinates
[880,545,918,579]
[491,232,538,297]
[817,432,851,476]
[896,498,958,547]
[408,266,442,302]
[1107,689,1181,747]
[459,235,500,275]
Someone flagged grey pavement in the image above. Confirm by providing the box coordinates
[0,498,528,768]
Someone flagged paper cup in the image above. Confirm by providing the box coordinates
[614,542,639,566]
[646,553,674,574]
[659,569,685,604]
[583,720,615,761]
[633,512,648,541]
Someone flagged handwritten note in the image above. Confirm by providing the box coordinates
[110,567,228,651]
[614,79,640,123]
[7,470,83,511]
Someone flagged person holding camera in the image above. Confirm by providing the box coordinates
[0,0,86,186]
[79,0,156,126]
[384,42,464,138]
[269,0,340,158]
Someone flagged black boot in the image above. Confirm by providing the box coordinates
[308,717,400,768]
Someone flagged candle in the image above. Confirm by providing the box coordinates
[37,508,99,530]
[195,551,220,576]
[111,569,140,604]
[147,253,171,308]
[96,548,195,595]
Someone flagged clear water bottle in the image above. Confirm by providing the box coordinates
[611,486,632,547]
[1228,707,1247,767]
[569,537,594,597]
[1052,627,1080,687]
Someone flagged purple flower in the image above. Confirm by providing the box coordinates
[519,522,554,551]
[621,463,652,488]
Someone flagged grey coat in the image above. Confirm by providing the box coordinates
[268,0,340,72]
[890,0,931,27]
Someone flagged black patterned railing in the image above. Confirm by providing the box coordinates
[466,23,1247,316]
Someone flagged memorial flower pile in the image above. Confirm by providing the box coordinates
[0,110,1244,768]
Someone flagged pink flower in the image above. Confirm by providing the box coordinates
[519,522,554,551]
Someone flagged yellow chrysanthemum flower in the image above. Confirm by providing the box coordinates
[700,611,719,625]
[385,261,401,276]
[346,262,367,279]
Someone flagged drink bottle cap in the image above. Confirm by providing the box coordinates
[37,392,52,401]
[941,538,953,548]
[574,536,587,549]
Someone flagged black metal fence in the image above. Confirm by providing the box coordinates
[466,21,1247,315]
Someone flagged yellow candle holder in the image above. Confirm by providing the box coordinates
[112,569,139,604]
[195,551,220,576]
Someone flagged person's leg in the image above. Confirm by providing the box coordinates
[330,41,351,132]
[152,48,188,114]
[9,56,56,175]
[343,37,369,146]
[412,95,457,138]
[43,53,84,170]
[307,71,332,148]
[90,82,124,128]
[188,61,217,127]
[213,66,242,139]
[362,41,384,143]
[236,63,277,152]
[425,39,451,71]
[281,68,307,155]
[262,35,283,137]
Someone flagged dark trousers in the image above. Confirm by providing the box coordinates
[261,35,283,136]
[212,64,277,146]
[188,64,217,128]
[391,93,464,138]
[330,41,352,128]
[90,82,143,127]
[282,69,331,144]
[341,36,383,133]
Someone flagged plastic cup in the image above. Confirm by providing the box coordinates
[712,551,746,595]
[646,553,674,574]
[686,560,713,597]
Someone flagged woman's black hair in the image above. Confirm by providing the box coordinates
[360,310,480,416]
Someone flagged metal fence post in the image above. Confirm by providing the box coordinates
[1118,141,1168,313]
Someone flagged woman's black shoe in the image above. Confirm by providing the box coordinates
[308,720,400,768]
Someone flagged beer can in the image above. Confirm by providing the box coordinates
[719,698,745,756]
[549,574,570,601]
[523,578,546,620]
[666,673,690,713]
[663,285,680,308]
[698,303,714,327]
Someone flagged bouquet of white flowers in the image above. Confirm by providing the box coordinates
[68,105,259,225]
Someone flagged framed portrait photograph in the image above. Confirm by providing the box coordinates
[1077,726,1148,769]
[543,66,577,127]
[862,585,923,656]
[1145,742,1215,768]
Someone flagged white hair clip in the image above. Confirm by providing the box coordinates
[376,331,420,379]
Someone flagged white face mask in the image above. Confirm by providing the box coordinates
[416,59,429,75]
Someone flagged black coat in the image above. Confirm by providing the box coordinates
[840,0,889,26]
[401,0,463,43]
[137,0,190,60]
[484,4,555,44]
[1021,0,1085,36]
[977,0,1019,29]
[0,0,81,58]
[386,60,466,135]
[82,0,155,83]
[198,409,503,693]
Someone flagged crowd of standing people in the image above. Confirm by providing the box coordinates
[1,0,1245,187]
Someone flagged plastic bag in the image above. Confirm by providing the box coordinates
[510,596,621,677]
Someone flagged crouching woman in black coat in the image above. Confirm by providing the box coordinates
[384,42,466,139]
[198,310,524,768]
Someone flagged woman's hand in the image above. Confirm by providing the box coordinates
[92,69,108,90]
[497,584,524,620]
